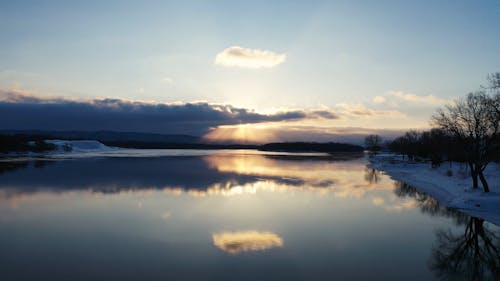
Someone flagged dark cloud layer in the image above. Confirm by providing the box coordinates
[0,91,338,136]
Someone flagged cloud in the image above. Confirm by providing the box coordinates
[203,123,407,144]
[212,231,283,254]
[309,110,339,119]
[0,89,66,103]
[161,77,173,85]
[0,90,333,136]
[374,91,450,106]
[390,91,449,105]
[1,88,410,143]
[372,96,386,104]
[215,46,286,68]
[335,103,406,118]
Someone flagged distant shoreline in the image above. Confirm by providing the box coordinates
[104,141,364,153]
[1,133,364,154]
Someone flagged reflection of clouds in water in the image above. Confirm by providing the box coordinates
[185,180,334,197]
[205,154,350,187]
[175,179,390,198]
[204,154,393,198]
[161,211,171,220]
[0,178,394,207]
[0,189,89,209]
[370,193,419,212]
[212,231,283,254]
[333,186,369,199]
[383,200,418,211]
[372,196,385,206]
[0,154,396,209]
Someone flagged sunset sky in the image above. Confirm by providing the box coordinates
[1,0,499,143]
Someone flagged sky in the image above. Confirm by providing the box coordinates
[1,0,499,143]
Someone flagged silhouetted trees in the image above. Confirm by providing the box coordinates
[0,135,56,153]
[364,134,382,151]
[388,129,465,165]
[486,72,500,90]
[432,91,499,192]
[388,74,500,192]
[388,126,500,190]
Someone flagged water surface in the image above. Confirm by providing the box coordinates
[0,150,498,281]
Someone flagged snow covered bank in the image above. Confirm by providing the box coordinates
[45,140,116,153]
[368,153,500,226]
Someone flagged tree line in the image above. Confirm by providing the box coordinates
[0,134,56,153]
[366,73,500,192]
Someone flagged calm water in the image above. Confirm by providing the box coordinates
[0,150,498,281]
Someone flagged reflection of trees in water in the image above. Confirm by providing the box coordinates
[263,152,364,162]
[0,160,53,175]
[431,217,500,281]
[364,168,381,184]
[393,181,500,280]
[393,182,469,225]
[0,161,29,175]
[33,160,54,169]
[0,155,347,198]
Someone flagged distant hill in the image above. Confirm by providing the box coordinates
[101,141,259,150]
[0,130,200,143]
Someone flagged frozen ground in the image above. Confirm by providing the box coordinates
[368,153,500,226]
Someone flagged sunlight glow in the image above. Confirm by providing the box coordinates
[203,124,276,143]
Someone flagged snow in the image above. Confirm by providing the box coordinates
[45,140,116,153]
[368,153,500,226]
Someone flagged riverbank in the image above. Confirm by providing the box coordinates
[368,153,500,226]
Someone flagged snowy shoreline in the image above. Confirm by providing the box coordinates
[368,153,500,226]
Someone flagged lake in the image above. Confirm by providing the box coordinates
[0,150,498,281]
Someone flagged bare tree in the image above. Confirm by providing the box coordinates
[487,72,500,90]
[488,73,500,120]
[432,91,499,192]
[364,134,382,151]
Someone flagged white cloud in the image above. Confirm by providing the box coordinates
[372,96,386,104]
[387,91,449,106]
[335,103,406,118]
[161,77,173,85]
[215,46,286,68]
